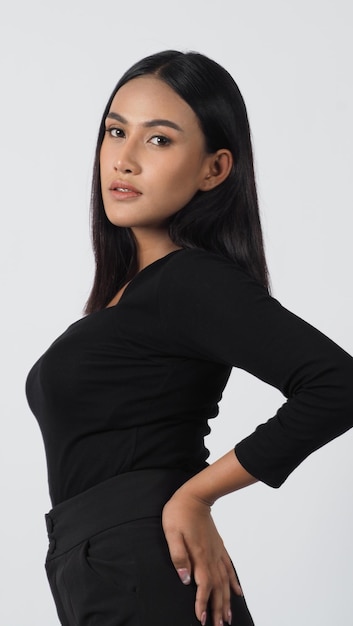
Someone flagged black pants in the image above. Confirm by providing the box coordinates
[45,469,254,625]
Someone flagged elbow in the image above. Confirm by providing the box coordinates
[334,356,353,427]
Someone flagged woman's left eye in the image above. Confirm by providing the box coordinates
[149,135,171,147]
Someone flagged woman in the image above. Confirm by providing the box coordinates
[26,50,353,626]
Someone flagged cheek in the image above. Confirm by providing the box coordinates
[163,157,203,191]
[99,142,111,174]
[99,156,105,179]
[171,166,203,201]
[159,177,199,212]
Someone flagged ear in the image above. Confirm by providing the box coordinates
[199,149,233,191]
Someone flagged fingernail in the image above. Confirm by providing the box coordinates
[219,620,223,626]
[177,568,191,584]
[228,609,232,625]
[201,611,207,626]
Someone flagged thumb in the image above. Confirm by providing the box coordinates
[163,528,192,585]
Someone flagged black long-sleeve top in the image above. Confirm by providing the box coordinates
[26,249,353,506]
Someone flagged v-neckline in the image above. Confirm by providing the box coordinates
[105,249,184,309]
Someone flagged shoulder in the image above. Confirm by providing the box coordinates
[163,248,237,271]
[161,247,248,282]
[157,247,275,363]
[160,247,268,298]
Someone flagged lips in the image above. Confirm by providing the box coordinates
[109,180,141,194]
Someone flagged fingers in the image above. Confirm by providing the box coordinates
[195,557,233,626]
[166,533,235,626]
[177,567,191,584]
[194,566,212,623]
[162,495,242,626]
[165,529,241,626]
[223,555,243,597]
[163,527,192,585]
[218,559,231,625]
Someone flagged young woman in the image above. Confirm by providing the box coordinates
[26,50,353,626]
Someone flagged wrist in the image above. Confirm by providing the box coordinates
[175,450,258,505]
[172,483,214,508]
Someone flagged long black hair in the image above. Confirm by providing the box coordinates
[85,50,269,313]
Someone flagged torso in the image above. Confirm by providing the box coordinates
[25,249,230,505]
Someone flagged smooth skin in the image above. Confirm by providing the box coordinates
[100,75,258,626]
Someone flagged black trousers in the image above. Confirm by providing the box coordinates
[45,469,254,625]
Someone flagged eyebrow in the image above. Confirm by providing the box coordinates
[106,111,184,132]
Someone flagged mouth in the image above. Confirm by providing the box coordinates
[109,181,141,195]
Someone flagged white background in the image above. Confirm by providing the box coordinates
[1,1,352,624]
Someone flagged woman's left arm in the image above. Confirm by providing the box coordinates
[160,251,353,625]
[162,450,257,626]
[161,251,353,488]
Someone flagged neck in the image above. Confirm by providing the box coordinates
[131,227,182,271]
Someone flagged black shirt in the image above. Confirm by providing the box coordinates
[26,249,353,505]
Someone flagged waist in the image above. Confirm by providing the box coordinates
[45,468,192,560]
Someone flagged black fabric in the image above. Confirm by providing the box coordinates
[45,469,193,558]
[26,248,353,504]
[44,470,254,626]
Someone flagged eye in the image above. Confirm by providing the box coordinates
[105,127,125,139]
[149,135,171,147]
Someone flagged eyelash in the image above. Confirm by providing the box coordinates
[150,135,171,147]
[105,127,123,138]
[104,127,172,147]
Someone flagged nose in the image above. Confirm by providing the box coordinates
[113,138,141,175]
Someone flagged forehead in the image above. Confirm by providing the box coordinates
[108,76,199,127]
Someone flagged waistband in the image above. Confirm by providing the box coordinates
[45,468,191,560]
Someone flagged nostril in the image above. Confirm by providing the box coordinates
[114,164,133,174]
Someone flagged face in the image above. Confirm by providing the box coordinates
[100,76,214,231]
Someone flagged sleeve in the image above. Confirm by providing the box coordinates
[159,250,353,488]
